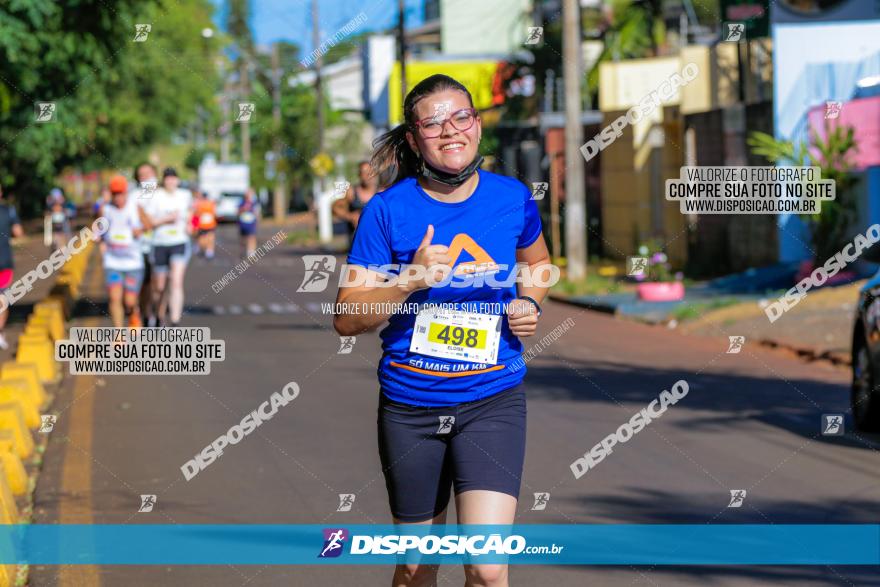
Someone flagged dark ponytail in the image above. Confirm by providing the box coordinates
[371,74,475,187]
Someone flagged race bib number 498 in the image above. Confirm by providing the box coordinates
[410,308,501,365]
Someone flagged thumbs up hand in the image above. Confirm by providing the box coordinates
[400,224,450,292]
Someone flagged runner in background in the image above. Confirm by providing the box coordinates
[238,188,260,258]
[99,176,145,328]
[131,162,159,326]
[0,182,23,350]
[141,167,192,327]
[191,187,217,259]
[332,161,379,233]
[45,188,71,252]
[93,186,111,219]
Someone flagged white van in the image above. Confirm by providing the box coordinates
[197,156,250,222]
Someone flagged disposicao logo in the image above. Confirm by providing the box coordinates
[318,528,349,558]
[446,233,500,277]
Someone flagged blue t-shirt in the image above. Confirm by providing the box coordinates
[239,200,259,227]
[347,170,543,407]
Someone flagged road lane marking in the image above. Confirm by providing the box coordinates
[208,304,303,316]
[58,266,103,587]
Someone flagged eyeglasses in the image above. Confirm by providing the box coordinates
[411,108,478,139]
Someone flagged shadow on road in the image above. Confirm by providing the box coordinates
[525,359,880,451]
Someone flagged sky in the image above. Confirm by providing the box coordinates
[212,0,425,51]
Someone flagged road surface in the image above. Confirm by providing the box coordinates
[31,223,880,586]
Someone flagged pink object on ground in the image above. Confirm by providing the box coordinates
[636,281,685,301]
[0,269,13,289]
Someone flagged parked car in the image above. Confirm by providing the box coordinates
[851,245,880,431]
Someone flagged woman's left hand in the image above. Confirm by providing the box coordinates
[507,298,539,338]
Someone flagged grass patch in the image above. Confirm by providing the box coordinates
[671,298,741,322]
[286,229,318,245]
[552,272,633,297]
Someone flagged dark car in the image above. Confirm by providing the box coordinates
[852,247,880,431]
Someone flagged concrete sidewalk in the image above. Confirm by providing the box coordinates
[677,281,862,366]
[552,273,864,367]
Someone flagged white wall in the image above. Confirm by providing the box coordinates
[364,35,395,129]
[441,0,532,56]
[289,58,364,112]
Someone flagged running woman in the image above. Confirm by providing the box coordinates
[0,183,23,350]
[132,162,159,326]
[332,160,378,232]
[93,186,111,220]
[333,74,552,587]
[238,188,260,258]
[99,176,145,328]
[45,188,71,252]
[141,167,192,327]
[192,187,217,259]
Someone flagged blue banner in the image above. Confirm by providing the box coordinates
[0,525,876,565]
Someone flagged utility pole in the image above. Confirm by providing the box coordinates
[398,0,407,107]
[312,0,324,158]
[272,42,286,222]
[562,0,587,280]
[220,58,231,163]
[311,0,330,242]
[240,58,251,163]
[220,91,231,163]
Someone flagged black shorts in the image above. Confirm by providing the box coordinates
[377,385,526,522]
[149,242,191,272]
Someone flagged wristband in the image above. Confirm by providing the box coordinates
[518,295,542,317]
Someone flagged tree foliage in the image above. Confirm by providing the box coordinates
[0,0,219,212]
[248,77,351,195]
[586,0,666,97]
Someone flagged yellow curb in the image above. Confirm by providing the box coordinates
[0,404,32,459]
[15,335,58,384]
[0,564,14,587]
[56,276,79,298]
[23,322,52,343]
[0,453,19,585]
[30,308,65,341]
[0,439,19,522]
[1,364,48,408]
[0,441,28,496]
[0,383,39,429]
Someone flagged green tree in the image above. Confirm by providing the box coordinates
[249,81,343,197]
[226,0,253,56]
[0,0,219,213]
[586,0,666,97]
[748,124,859,260]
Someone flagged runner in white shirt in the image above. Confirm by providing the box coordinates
[141,167,193,327]
[131,162,159,326]
[101,176,145,328]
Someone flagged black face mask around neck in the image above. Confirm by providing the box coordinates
[420,155,484,187]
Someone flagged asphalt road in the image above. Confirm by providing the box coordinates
[31,223,880,586]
